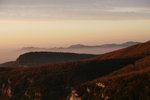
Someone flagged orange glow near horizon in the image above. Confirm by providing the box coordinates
[0,19,150,49]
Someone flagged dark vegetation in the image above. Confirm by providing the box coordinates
[0,41,149,100]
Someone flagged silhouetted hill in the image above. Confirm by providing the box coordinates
[0,41,149,100]
[0,52,97,67]
[16,52,97,66]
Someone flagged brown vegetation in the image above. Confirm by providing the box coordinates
[0,41,150,100]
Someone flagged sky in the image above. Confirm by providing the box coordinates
[0,0,150,49]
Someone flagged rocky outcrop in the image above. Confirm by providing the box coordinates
[34,92,41,100]
[67,89,81,100]
[1,79,12,98]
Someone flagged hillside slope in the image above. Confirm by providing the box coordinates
[91,41,150,60]
[76,55,150,100]
[0,41,149,100]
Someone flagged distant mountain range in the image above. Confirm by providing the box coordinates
[19,41,141,55]
[68,41,140,48]
[0,41,149,100]
[20,41,140,50]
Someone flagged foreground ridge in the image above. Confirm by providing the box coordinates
[0,41,150,100]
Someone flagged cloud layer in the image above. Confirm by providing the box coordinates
[0,0,150,19]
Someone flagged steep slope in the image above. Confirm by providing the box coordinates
[0,41,149,100]
[76,56,150,100]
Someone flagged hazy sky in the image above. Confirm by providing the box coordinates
[0,0,150,19]
[0,0,150,49]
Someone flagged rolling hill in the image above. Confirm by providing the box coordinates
[0,41,149,100]
[0,52,97,67]
[16,52,97,67]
